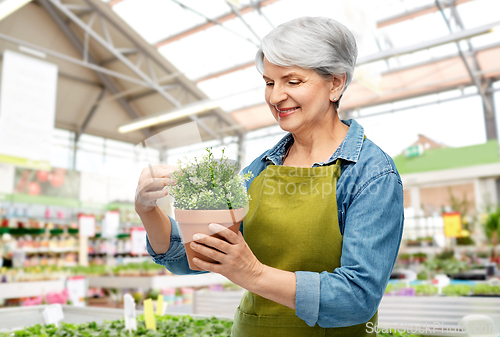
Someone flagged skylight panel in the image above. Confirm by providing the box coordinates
[393,49,432,68]
[373,0,407,21]
[470,29,500,49]
[225,10,274,41]
[427,43,460,59]
[457,0,500,29]
[182,0,234,20]
[197,66,264,112]
[112,0,206,44]
[158,23,258,80]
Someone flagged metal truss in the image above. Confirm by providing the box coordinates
[36,0,242,143]
[435,0,497,140]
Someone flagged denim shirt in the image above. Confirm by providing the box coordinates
[146,119,404,328]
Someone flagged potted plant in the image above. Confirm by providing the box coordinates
[168,148,252,271]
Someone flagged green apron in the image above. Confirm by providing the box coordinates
[232,159,377,336]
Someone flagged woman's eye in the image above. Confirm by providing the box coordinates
[266,82,274,86]
[289,81,300,85]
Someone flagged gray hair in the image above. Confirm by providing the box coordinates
[255,17,358,109]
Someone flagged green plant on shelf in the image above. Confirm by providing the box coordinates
[412,252,427,263]
[412,284,438,296]
[0,261,170,282]
[484,206,500,262]
[472,283,500,296]
[441,284,473,297]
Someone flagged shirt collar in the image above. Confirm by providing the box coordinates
[261,119,365,166]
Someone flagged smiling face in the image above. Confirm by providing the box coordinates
[263,58,344,135]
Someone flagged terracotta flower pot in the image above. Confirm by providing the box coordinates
[174,207,246,271]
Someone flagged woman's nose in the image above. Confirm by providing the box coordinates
[269,85,287,106]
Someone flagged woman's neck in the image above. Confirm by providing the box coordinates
[284,115,349,167]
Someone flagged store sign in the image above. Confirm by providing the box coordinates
[0,163,14,195]
[66,276,86,307]
[0,50,58,169]
[443,212,462,238]
[130,227,147,255]
[79,214,96,237]
[43,304,64,327]
[102,210,120,238]
[404,145,424,158]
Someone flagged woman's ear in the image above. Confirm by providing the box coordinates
[330,74,346,102]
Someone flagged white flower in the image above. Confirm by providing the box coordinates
[189,177,204,186]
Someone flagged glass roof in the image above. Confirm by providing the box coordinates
[109,0,500,114]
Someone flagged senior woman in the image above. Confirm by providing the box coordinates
[136,17,404,336]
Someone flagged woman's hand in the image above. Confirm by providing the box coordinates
[190,223,265,290]
[135,164,178,214]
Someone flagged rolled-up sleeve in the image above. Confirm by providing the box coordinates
[295,172,404,327]
[146,214,207,275]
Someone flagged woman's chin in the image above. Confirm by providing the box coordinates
[277,120,298,133]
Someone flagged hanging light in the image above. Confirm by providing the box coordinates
[118,99,222,133]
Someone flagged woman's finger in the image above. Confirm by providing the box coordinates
[190,240,225,262]
[138,189,168,203]
[208,223,240,244]
[193,233,231,254]
[140,177,172,192]
[192,257,221,273]
[152,165,179,179]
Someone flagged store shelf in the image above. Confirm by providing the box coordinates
[0,279,65,300]
[193,289,244,318]
[87,273,229,289]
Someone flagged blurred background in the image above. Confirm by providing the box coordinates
[1,0,500,335]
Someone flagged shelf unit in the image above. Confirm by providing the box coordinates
[0,279,65,301]
[87,273,229,289]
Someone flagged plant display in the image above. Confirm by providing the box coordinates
[0,262,169,283]
[384,282,500,297]
[484,207,500,261]
[412,252,427,263]
[413,284,438,296]
[0,315,233,337]
[422,256,469,278]
[169,148,252,211]
[472,283,500,296]
[441,284,473,297]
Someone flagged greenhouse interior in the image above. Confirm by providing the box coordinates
[1,0,500,336]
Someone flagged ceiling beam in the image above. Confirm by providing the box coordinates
[50,0,182,108]
[376,0,475,28]
[0,32,152,87]
[154,0,279,48]
[38,0,153,138]
[108,0,124,7]
[0,53,102,87]
[195,60,255,83]
[357,19,500,66]
[76,87,107,142]
[435,0,493,117]
[81,0,243,136]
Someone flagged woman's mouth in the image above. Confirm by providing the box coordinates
[276,106,299,117]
